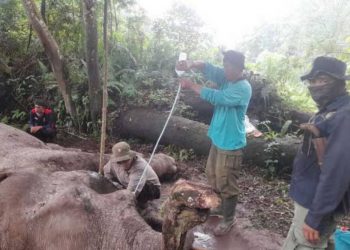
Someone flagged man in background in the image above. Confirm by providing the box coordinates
[29,100,56,142]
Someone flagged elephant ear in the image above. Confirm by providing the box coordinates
[161,180,220,250]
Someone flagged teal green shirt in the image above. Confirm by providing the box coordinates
[200,63,252,150]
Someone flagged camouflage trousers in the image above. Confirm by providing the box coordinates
[282,202,336,250]
[205,144,242,199]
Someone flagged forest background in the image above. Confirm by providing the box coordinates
[0,0,349,136]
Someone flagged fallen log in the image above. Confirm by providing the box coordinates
[117,108,301,172]
[180,90,213,123]
[117,108,212,155]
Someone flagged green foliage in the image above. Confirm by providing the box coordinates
[107,67,178,111]
[55,100,69,127]
[164,144,195,162]
[0,0,29,57]
[258,121,277,140]
[0,0,217,134]
[107,69,139,109]
[291,0,350,58]
[263,140,283,178]
[259,120,293,141]
[1,115,9,124]
[2,0,349,140]
[147,89,171,107]
[240,0,350,62]
[45,0,85,57]
[173,102,197,120]
[239,0,350,113]
[251,52,317,112]
[143,3,215,72]
[239,23,286,61]
[11,109,27,122]
[258,120,297,178]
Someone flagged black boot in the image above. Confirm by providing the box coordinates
[210,202,223,218]
[213,196,238,236]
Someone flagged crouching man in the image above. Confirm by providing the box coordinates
[29,100,56,142]
[104,141,161,204]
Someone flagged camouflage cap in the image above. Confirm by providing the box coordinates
[112,141,136,163]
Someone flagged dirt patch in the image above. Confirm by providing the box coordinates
[55,131,106,153]
[173,156,292,237]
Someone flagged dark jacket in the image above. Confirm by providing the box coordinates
[290,94,350,232]
[29,108,56,130]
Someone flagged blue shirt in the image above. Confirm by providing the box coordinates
[290,95,350,232]
[199,63,252,150]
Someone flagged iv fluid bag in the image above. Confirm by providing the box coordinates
[175,52,187,77]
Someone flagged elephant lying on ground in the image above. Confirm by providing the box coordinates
[0,123,219,250]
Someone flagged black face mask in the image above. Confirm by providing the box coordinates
[308,83,347,109]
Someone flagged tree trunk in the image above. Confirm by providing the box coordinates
[118,108,211,155]
[22,0,77,122]
[116,108,301,172]
[180,90,213,123]
[82,0,102,128]
[98,0,109,174]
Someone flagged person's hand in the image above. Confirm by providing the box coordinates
[303,223,320,244]
[32,126,43,133]
[179,78,193,89]
[30,126,40,133]
[176,60,192,71]
[179,78,202,94]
